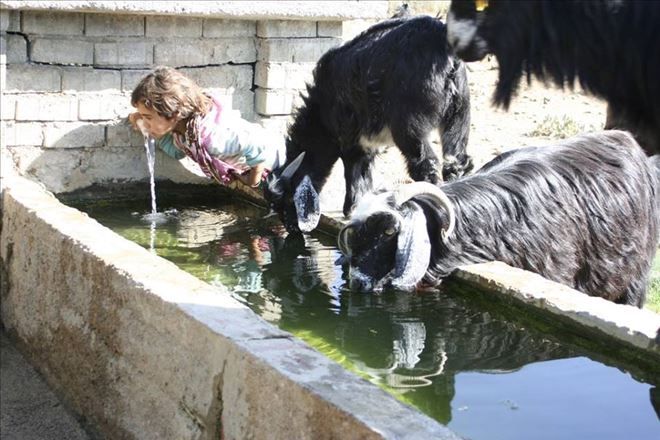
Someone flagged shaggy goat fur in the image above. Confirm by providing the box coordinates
[446,0,660,155]
[340,131,659,307]
[265,14,472,233]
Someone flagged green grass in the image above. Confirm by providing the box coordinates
[528,115,583,139]
[646,251,660,313]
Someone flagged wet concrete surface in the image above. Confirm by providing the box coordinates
[1,329,92,440]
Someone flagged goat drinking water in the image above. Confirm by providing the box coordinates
[264,14,473,233]
[338,131,659,307]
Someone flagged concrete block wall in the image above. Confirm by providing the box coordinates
[0,5,377,193]
[254,19,343,133]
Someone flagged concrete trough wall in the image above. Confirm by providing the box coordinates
[0,171,461,440]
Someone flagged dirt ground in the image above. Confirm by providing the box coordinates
[460,57,608,166]
[318,56,608,213]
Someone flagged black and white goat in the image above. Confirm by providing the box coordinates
[264,14,473,233]
[338,131,659,307]
[446,0,660,156]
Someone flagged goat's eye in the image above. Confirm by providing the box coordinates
[384,227,396,236]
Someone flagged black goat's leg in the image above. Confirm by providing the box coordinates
[439,62,473,181]
[391,129,441,184]
[605,104,659,156]
[341,148,376,217]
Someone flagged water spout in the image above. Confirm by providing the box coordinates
[136,119,158,216]
[136,119,162,252]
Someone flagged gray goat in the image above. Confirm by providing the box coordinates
[338,131,659,307]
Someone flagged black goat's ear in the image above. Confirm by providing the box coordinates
[390,204,431,290]
[266,152,306,196]
[265,172,283,197]
[294,175,320,232]
[281,151,306,180]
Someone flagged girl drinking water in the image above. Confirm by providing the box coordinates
[129,66,286,187]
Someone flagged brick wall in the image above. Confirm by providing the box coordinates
[0,8,351,193]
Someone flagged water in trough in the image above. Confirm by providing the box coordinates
[66,187,660,440]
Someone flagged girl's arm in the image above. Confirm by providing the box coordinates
[246,163,265,187]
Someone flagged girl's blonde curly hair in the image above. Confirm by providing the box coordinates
[131,66,211,122]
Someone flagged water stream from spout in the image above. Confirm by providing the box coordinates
[138,121,158,216]
[137,119,169,251]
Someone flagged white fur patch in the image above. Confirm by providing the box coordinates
[359,127,395,151]
[350,191,402,224]
[428,128,441,147]
[294,175,320,232]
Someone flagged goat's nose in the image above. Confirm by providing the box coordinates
[349,275,372,292]
[349,277,363,291]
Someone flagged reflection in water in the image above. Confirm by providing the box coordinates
[354,321,448,390]
[74,195,660,440]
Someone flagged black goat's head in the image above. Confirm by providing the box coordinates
[263,152,321,233]
[338,182,455,292]
[446,0,493,62]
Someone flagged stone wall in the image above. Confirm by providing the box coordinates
[0,2,388,193]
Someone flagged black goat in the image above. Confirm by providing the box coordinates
[264,14,473,233]
[446,0,660,156]
[338,131,659,307]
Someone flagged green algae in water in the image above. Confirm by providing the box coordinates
[68,190,660,440]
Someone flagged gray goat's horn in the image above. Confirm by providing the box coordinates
[262,209,278,219]
[280,151,306,180]
[393,182,456,242]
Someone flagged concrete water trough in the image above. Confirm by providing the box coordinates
[1,1,659,439]
[0,170,464,439]
[3,162,660,439]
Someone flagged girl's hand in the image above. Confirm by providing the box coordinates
[247,164,266,187]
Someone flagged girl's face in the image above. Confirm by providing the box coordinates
[135,102,178,139]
